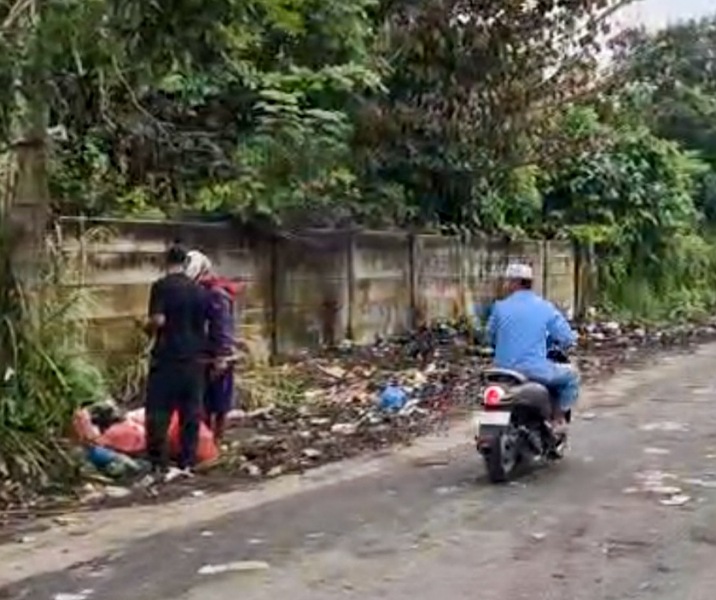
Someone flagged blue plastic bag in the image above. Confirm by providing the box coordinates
[378,385,408,412]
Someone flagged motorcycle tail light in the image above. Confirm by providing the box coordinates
[483,385,505,406]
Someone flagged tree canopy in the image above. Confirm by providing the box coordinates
[3,0,716,318]
[1,0,632,226]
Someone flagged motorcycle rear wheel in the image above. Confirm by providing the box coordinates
[484,430,518,483]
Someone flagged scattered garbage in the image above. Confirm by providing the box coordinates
[684,478,716,489]
[660,494,691,507]
[643,447,671,456]
[378,384,408,412]
[86,318,716,490]
[330,422,359,436]
[634,470,682,497]
[198,560,270,575]
[94,418,145,456]
[73,406,218,471]
[640,422,689,433]
[630,470,703,507]
[85,446,145,479]
[434,485,460,496]
[8,315,716,515]
[53,590,93,600]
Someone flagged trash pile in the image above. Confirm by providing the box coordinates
[210,317,716,482]
[6,316,716,514]
[573,319,716,379]
[72,402,219,482]
[220,362,469,480]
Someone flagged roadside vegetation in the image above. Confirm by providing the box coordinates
[0,222,106,503]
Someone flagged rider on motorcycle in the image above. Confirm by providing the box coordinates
[487,263,579,431]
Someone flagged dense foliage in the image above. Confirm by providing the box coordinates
[1,0,632,223]
[2,1,716,319]
[0,223,106,494]
[588,16,716,318]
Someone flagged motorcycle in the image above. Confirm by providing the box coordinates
[473,345,572,483]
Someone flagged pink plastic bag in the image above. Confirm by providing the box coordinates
[96,419,146,456]
[168,413,219,465]
[100,407,218,464]
[127,408,146,425]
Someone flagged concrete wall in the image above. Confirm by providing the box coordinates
[59,218,576,361]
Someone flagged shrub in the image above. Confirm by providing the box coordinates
[0,224,107,495]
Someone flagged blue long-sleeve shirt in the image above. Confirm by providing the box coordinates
[487,290,576,381]
[200,278,238,357]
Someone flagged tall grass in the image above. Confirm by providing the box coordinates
[0,222,107,495]
[599,232,716,323]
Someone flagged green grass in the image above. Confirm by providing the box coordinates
[0,224,107,496]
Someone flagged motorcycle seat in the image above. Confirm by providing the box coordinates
[511,381,553,420]
[483,368,528,384]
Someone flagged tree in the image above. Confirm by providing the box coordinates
[355,0,632,229]
[543,103,713,318]
[2,0,641,229]
[612,16,716,221]
[614,17,716,163]
[1,0,384,223]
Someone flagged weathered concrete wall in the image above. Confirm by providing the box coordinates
[544,241,575,318]
[61,219,272,363]
[60,218,576,360]
[352,232,412,344]
[274,231,349,354]
[415,235,463,323]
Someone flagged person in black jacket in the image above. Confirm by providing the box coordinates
[143,243,210,478]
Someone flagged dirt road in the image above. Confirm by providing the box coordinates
[4,344,716,600]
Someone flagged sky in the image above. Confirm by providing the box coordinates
[620,0,715,30]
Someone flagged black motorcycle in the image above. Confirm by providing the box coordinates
[473,345,571,483]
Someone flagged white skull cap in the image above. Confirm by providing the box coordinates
[185,250,213,280]
[504,262,533,280]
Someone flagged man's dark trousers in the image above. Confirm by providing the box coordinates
[145,360,204,470]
